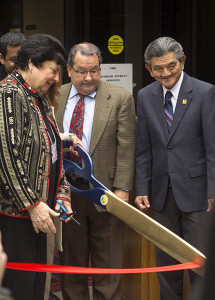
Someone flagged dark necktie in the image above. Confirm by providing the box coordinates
[67,94,85,167]
[164,91,173,130]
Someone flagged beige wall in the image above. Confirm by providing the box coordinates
[22,0,64,45]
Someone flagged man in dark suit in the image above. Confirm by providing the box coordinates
[56,42,136,300]
[0,32,26,80]
[135,36,215,300]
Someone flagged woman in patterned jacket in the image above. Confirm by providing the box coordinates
[0,34,72,300]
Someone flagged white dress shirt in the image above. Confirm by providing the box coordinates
[63,85,96,152]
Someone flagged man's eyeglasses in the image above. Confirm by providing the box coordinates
[71,66,101,77]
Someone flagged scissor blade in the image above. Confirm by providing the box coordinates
[104,190,205,276]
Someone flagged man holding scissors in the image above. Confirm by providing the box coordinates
[56,42,136,300]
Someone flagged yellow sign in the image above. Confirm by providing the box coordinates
[108,35,124,55]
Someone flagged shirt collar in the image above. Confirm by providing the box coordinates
[69,84,97,99]
[162,71,184,100]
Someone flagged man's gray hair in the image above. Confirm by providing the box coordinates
[68,42,103,66]
[144,37,184,66]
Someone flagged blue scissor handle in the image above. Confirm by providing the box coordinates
[62,139,108,209]
[56,200,81,225]
[56,199,68,221]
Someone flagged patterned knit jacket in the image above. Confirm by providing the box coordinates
[0,71,70,218]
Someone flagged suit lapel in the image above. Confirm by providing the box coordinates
[89,82,112,156]
[151,84,169,140]
[58,83,72,132]
[168,73,192,142]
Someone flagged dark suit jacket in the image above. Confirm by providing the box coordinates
[136,72,215,212]
[0,65,7,81]
[56,81,136,210]
[191,206,215,300]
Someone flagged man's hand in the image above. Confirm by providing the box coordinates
[114,189,129,203]
[207,198,215,212]
[135,195,150,211]
[55,200,73,223]
[28,202,60,234]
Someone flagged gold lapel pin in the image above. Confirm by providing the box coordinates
[182,99,187,104]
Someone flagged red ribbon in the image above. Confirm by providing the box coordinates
[6,262,202,274]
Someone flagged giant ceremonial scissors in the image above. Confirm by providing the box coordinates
[62,139,206,275]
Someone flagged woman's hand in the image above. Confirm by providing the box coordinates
[55,200,73,223]
[69,134,87,155]
[28,202,60,234]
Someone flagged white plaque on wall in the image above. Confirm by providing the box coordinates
[101,63,133,94]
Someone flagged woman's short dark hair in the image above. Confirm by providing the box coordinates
[16,34,67,70]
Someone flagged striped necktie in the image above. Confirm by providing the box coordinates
[164,91,173,130]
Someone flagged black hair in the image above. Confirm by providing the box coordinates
[0,32,26,58]
[16,33,67,70]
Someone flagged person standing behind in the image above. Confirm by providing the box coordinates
[135,36,215,300]
[0,32,26,80]
[56,42,136,300]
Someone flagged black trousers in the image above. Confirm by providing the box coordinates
[153,188,207,300]
[0,214,47,300]
[191,206,215,300]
